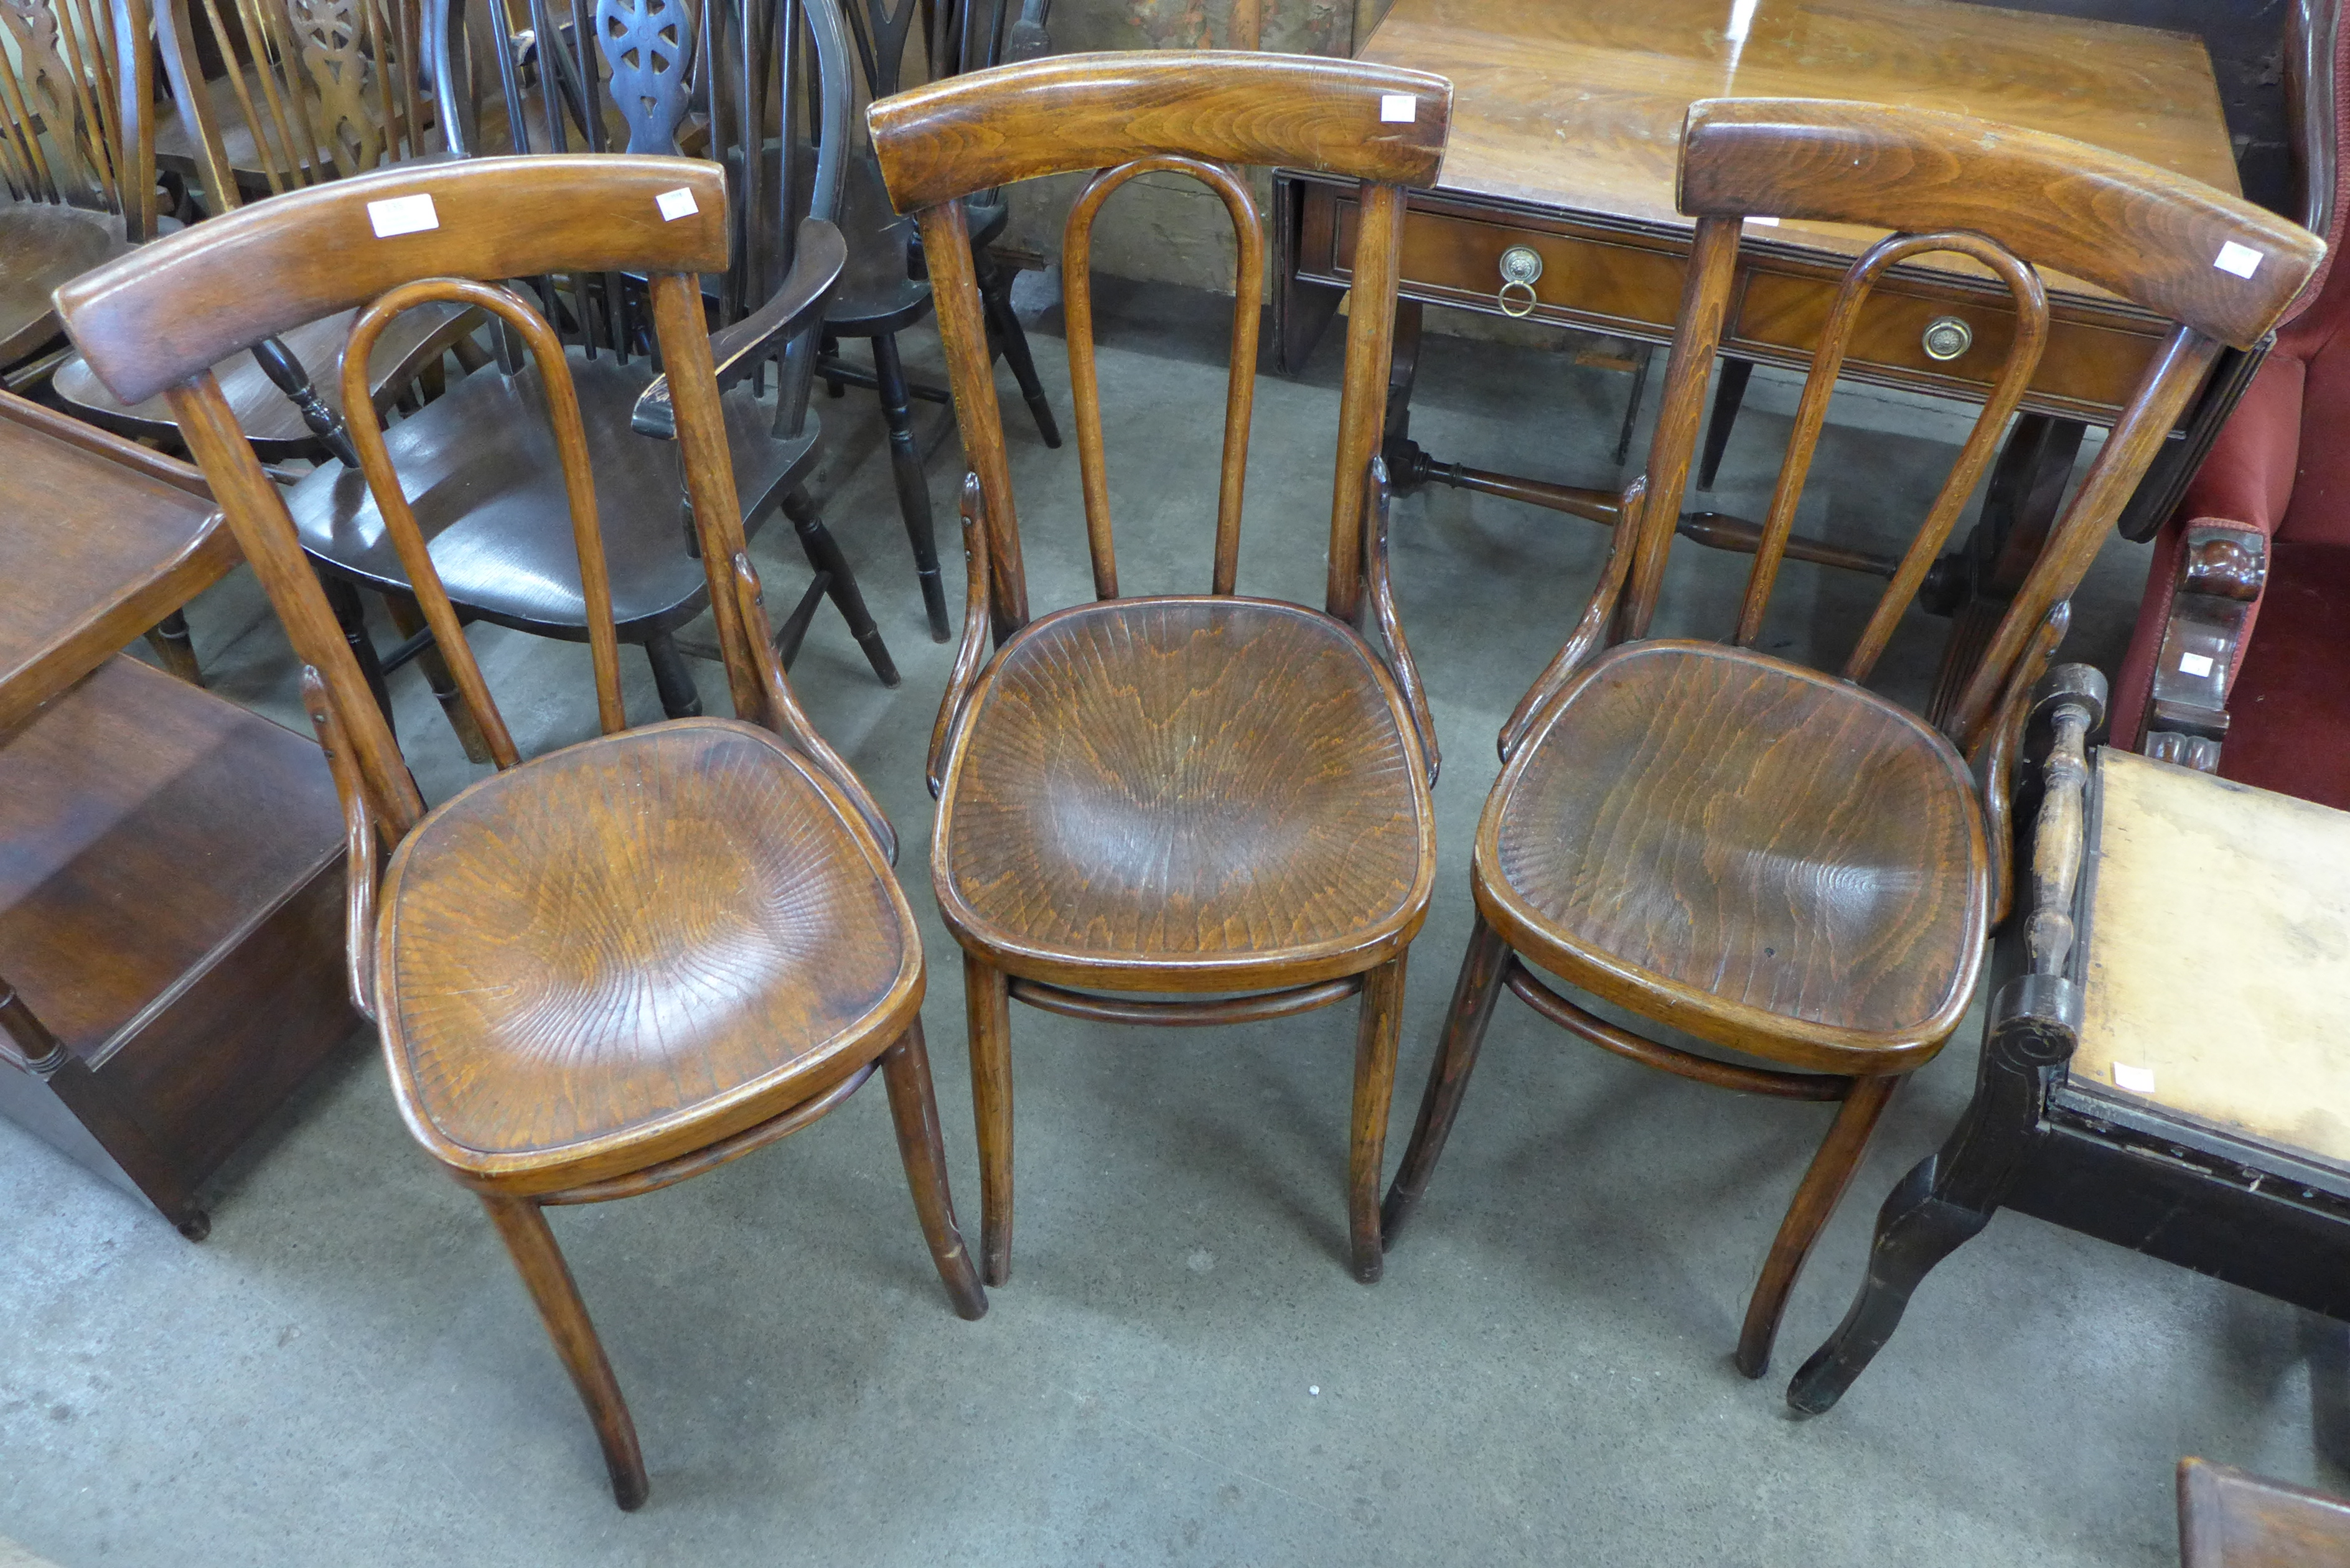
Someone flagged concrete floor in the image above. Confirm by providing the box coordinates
[4,281,2346,1567]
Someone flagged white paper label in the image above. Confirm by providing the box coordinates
[1746,215,1780,226]
[2112,1062,2157,1094]
[2214,240,2263,278]
[2178,650,2215,678]
[1379,94,1416,123]
[367,192,438,238]
[656,186,699,221]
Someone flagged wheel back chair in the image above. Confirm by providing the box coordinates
[41,0,476,459]
[270,0,899,777]
[814,0,1062,646]
[1372,98,2322,1379]
[870,52,1450,1286]
[55,152,986,1509]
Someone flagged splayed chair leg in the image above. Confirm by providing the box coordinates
[880,1022,990,1321]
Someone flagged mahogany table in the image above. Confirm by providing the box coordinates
[1271,0,2280,716]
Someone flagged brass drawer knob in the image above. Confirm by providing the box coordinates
[1922,315,1973,361]
[1497,245,1543,317]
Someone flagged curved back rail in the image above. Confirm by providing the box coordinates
[1062,154,1260,599]
[1617,97,2323,755]
[869,51,1449,637]
[54,156,885,855]
[0,0,125,208]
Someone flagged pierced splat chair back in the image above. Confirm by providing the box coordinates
[0,0,128,209]
[430,0,848,365]
[53,155,888,854]
[1567,98,2323,762]
[869,52,1451,755]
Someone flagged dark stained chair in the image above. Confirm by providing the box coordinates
[817,0,1061,644]
[273,0,899,752]
[56,153,986,1509]
[1374,98,2324,1379]
[871,52,1451,1286]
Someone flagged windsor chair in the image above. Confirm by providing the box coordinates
[47,0,472,457]
[873,53,1450,1286]
[1374,97,2324,1379]
[55,153,986,1509]
[271,0,900,741]
[815,0,1060,644]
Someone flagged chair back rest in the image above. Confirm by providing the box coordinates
[1627,97,2323,754]
[869,50,1449,636]
[53,156,827,846]
[843,0,991,101]
[138,0,429,216]
[428,0,848,357]
[0,0,129,211]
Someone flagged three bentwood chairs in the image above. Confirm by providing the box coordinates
[1374,99,2323,1379]
[54,155,986,1511]
[870,55,1451,1286]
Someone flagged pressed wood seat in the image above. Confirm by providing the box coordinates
[1376,96,2324,1389]
[383,719,914,1180]
[1487,641,1984,1063]
[55,156,985,1511]
[938,597,1429,986]
[287,354,810,635]
[873,52,1451,1286]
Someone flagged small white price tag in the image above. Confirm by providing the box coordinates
[1379,93,1416,123]
[2178,650,2215,678]
[2112,1062,2157,1094]
[2214,240,2263,278]
[656,186,699,221]
[1746,215,1780,226]
[367,192,438,238]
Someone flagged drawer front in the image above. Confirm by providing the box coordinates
[1311,187,2165,422]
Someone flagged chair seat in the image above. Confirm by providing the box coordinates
[283,348,815,637]
[1476,640,1988,1071]
[0,203,133,365]
[50,301,473,458]
[378,719,919,1189]
[823,151,932,334]
[934,596,1435,991]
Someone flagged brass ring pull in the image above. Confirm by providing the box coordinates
[1497,245,1543,317]
[1922,315,1973,361]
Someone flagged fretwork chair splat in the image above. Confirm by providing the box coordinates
[871,51,1451,1287]
[54,152,986,1510]
[1373,96,2324,1381]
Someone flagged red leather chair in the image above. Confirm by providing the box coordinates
[2115,1,2350,803]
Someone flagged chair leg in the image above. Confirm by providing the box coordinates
[1783,1153,1994,1414]
[963,951,1015,1288]
[143,610,204,686]
[1348,953,1409,1284]
[1734,1071,1901,1379]
[977,251,1062,449]
[318,572,394,727]
[384,592,492,764]
[642,630,703,719]
[871,333,952,643]
[780,485,901,687]
[477,1193,649,1511]
[879,1022,990,1322]
[1382,913,1512,1248]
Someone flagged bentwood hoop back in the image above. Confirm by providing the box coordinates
[54,155,986,1510]
[870,53,1450,1287]
[1377,97,2323,1382]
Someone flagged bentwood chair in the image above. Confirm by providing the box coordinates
[1375,98,2323,1377]
[55,154,987,1508]
[816,0,1062,644]
[871,54,1450,1285]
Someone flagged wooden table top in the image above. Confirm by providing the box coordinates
[1360,0,2242,283]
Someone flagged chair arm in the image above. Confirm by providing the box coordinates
[2140,523,2269,773]
[1497,476,1644,763]
[929,474,995,799]
[630,220,847,439]
[2021,665,2105,981]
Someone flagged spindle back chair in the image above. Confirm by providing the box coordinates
[871,52,1450,1286]
[0,0,137,367]
[1379,96,2326,1381]
[54,153,985,1511]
